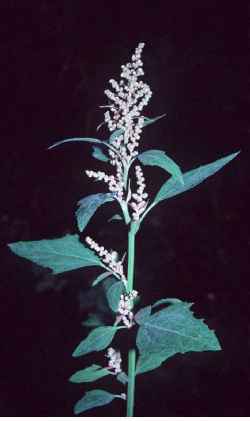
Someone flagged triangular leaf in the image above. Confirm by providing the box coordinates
[136,352,168,375]
[92,146,109,162]
[92,271,111,287]
[72,326,118,357]
[74,389,118,414]
[153,151,240,206]
[136,301,221,374]
[76,193,115,232]
[137,149,183,185]
[8,234,102,274]
[105,280,125,312]
[69,364,110,383]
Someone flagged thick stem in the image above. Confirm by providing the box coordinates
[126,221,138,417]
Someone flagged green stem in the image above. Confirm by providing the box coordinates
[126,221,138,417]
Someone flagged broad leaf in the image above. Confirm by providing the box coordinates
[106,280,125,312]
[72,326,117,357]
[137,149,183,185]
[153,151,240,206]
[92,271,111,287]
[136,301,221,374]
[74,389,119,414]
[136,352,168,374]
[134,305,152,325]
[76,193,114,232]
[117,371,128,384]
[69,364,110,383]
[8,234,102,275]
[92,146,109,162]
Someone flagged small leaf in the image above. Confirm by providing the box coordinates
[117,371,128,384]
[48,137,111,151]
[152,298,182,309]
[92,146,109,162]
[108,214,123,222]
[8,234,102,275]
[92,271,111,287]
[106,280,125,312]
[136,300,221,374]
[72,326,117,357]
[81,314,104,327]
[153,151,240,206]
[76,193,114,232]
[74,389,118,414]
[137,149,183,185]
[69,364,110,383]
[134,305,152,325]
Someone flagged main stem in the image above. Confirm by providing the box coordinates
[126,221,138,417]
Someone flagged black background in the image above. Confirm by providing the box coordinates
[0,1,249,417]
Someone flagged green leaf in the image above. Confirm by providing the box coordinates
[134,305,152,325]
[92,271,111,287]
[136,352,168,375]
[108,214,123,222]
[117,371,128,384]
[153,151,240,206]
[137,149,184,185]
[106,280,125,312]
[136,301,221,374]
[74,389,118,414]
[152,298,182,309]
[8,234,102,275]
[92,146,109,162]
[76,193,115,232]
[48,137,111,151]
[81,313,104,327]
[72,326,117,357]
[69,364,110,383]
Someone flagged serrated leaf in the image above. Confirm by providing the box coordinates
[81,313,104,327]
[134,305,152,325]
[76,193,115,232]
[8,234,102,275]
[152,298,182,309]
[137,149,183,185]
[153,151,240,206]
[74,389,118,414]
[92,146,109,162]
[72,326,117,357]
[136,301,221,374]
[108,214,123,222]
[69,364,110,383]
[106,280,125,312]
[117,371,128,384]
[92,271,111,287]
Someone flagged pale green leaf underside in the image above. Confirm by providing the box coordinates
[92,146,109,162]
[69,364,110,383]
[74,389,117,414]
[92,271,111,287]
[8,234,102,274]
[72,326,117,357]
[81,313,104,327]
[106,280,125,312]
[138,149,184,185]
[153,151,240,206]
[48,137,111,151]
[108,214,123,222]
[136,301,221,374]
[117,371,128,384]
[152,298,182,309]
[76,193,115,232]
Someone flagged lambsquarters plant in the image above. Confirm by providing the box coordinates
[8,43,240,417]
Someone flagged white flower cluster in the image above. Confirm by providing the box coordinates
[117,290,138,328]
[130,165,148,220]
[85,169,124,200]
[104,43,152,166]
[85,236,125,280]
[105,347,122,374]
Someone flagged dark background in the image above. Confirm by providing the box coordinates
[0,1,249,417]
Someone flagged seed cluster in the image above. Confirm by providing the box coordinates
[106,347,122,374]
[130,165,148,220]
[117,290,138,328]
